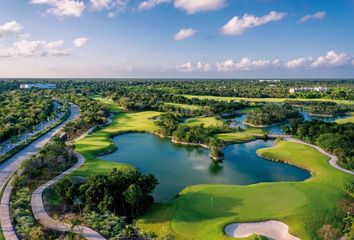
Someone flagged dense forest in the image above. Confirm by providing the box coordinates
[1,78,353,100]
[285,120,354,170]
[0,90,56,143]
[287,100,353,116]
[61,94,109,140]
[53,169,158,239]
[246,104,302,126]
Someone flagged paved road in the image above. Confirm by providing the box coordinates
[31,152,105,240]
[0,104,80,240]
[0,101,64,156]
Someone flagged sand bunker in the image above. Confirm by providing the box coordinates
[224,220,300,240]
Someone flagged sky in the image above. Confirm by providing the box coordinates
[0,0,354,78]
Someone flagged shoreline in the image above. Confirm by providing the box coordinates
[243,121,288,128]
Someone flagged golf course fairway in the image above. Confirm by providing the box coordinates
[137,141,352,240]
[182,94,354,105]
[72,100,352,239]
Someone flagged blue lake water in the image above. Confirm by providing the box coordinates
[100,133,310,202]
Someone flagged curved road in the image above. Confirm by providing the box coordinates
[284,137,354,176]
[0,104,80,240]
[31,152,105,240]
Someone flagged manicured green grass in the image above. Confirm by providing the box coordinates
[182,94,354,105]
[92,97,123,113]
[138,141,352,240]
[184,117,223,128]
[73,111,162,176]
[336,112,354,124]
[215,132,256,142]
[164,102,204,110]
[215,128,266,143]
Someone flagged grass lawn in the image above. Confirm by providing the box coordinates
[215,128,266,143]
[73,110,162,176]
[92,96,123,113]
[215,132,256,143]
[138,141,352,240]
[182,94,354,105]
[184,117,224,128]
[164,102,204,110]
[336,112,354,124]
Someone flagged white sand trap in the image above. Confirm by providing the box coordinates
[225,220,300,240]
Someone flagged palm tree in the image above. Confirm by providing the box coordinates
[73,196,84,217]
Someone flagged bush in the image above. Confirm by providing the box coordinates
[317,224,340,240]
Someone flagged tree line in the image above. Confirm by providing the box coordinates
[286,100,353,116]
[246,104,302,126]
[284,120,354,170]
[0,90,56,143]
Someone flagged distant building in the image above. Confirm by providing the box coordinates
[289,87,328,94]
[259,79,281,83]
[20,83,57,89]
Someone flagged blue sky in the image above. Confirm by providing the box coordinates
[0,0,354,78]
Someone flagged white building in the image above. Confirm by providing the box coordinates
[259,79,281,83]
[20,83,57,89]
[289,87,328,93]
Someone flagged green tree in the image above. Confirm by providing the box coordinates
[123,184,142,217]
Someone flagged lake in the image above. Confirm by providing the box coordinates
[230,111,351,134]
[100,133,310,202]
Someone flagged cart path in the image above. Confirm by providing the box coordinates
[31,152,105,240]
[0,104,80,240]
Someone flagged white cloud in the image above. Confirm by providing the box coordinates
[92,0,130,16]
[299,11,325,23]
[0,21,23,38]
[221,11,286,36]
[90,0,111,10]
[286,57,313,69]
[311,50,352,68]
[284,51,353,69]
[174,0,225,14]
[0,39,72,58]
[197,62,211,72]
[30,0,86,17]
[177,62,193,72]
[138,0,170,10]
[216,58,281,71]
[138,0,224,13]
[177,62,211,72]
[174,28,196,41]
[73,37,89,47]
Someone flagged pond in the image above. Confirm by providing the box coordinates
[230,111,351,135]
[99,133,310,202]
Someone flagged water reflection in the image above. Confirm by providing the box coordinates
[100,133,310,202]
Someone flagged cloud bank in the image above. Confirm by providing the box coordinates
[221,11,286,35]
[177,51,354,73]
